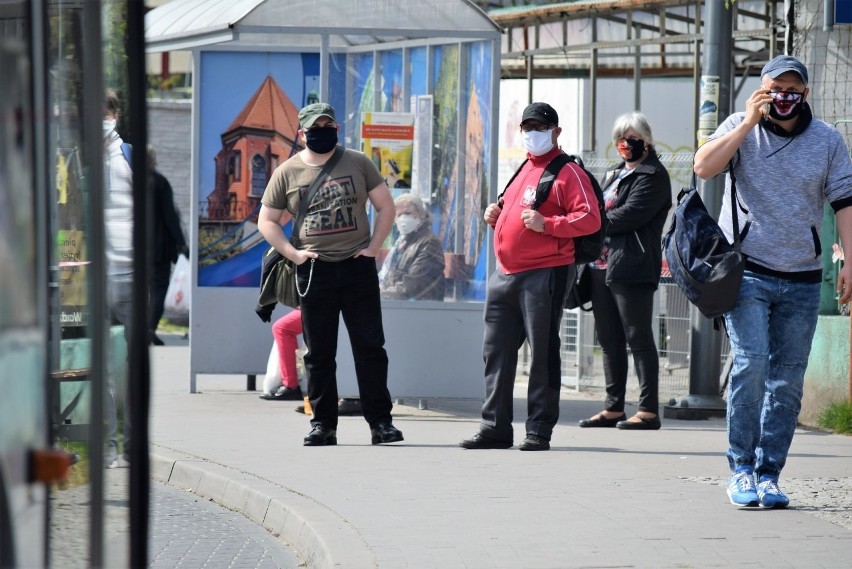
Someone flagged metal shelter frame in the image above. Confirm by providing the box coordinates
[486,0,789,153]
[145,0,505,398]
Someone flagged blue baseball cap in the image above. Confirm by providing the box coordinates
[761,55,808,85]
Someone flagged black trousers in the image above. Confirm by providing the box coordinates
[588,268,659,414]
[298,256,392,430]
[479,264,571,442]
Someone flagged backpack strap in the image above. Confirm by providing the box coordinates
[120,142,132,168]
[532,153,572,210]
[497,158,528,207]
[496,153,572,209]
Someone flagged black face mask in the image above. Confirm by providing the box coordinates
[620,138,646,162]
[304,126,338,154]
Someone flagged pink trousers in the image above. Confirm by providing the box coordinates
[271,309,303,389]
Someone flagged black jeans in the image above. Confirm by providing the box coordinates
[298,255,392,430]
[589,268,659,414]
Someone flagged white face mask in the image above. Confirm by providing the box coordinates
[103,118,116,138]
[396,214,422,236]
[522,129,554,156]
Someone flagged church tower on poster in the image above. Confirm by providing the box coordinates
[205,76,302,222]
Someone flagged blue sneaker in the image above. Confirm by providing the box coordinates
[727,471,758,507]
[756,477,790,509]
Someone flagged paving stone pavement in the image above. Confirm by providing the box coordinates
[147,343,852,569]
[49,467,303,568]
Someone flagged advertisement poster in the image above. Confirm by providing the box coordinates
[197,51,319,287]
[360,111,415,198]
[697,75,720,147]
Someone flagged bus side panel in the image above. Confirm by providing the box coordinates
[0,334,47,568]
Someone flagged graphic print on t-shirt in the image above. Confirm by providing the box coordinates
[302,174,360,237]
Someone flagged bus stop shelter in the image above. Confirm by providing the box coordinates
[146,0,502,397]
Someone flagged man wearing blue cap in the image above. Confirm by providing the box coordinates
[695,55,852,509]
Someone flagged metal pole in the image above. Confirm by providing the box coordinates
[589,19,597,155]
[125,0,150,564]
[667,0,731,419]
[81,0,107,563]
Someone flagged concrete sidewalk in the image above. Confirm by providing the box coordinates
[149,342,852,569]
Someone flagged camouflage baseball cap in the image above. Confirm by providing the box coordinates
[298,103,336,129]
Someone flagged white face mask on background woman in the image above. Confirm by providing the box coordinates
[103,118,116,138]
[395,214,422,236]
[522,129,554,157]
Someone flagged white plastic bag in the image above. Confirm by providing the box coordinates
[164,254,190,314]
[262,340,282,395]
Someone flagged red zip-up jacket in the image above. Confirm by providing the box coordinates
[492,147,601,274]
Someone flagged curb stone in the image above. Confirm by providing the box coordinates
[151,447,378,569]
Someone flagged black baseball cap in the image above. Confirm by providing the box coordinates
[521,102,558,127]
[761,55,808,85]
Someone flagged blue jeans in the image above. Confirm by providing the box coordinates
[107,277,133,458]
[723,270,820,479]
[298,256,392,430]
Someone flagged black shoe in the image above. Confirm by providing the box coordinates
[303,425,337,446]
[370,423,404,445]
[518,434,550,451]
[578,412,626,428]
[260,386,303,401]
[150,333,165,346]
[338,398,363,416]
[616,414,661,430]
[458,433,513,449]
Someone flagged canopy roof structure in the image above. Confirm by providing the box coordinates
[145,0,502,53]
[486,0,787,78]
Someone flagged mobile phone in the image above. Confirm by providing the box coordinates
[760,102,770,117]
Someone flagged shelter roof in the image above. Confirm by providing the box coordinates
[146,0,502,53]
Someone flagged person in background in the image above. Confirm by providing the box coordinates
[260,308,360,416]
[459,102,601,451]
[694,55,852,509]
[257,102,402,446]
[380,193,445,301]
[578,111,671,432]
[260,308,305,401]
[147,144,188,346]
[103,89,133,468]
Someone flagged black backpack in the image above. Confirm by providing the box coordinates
[500,153,606,264]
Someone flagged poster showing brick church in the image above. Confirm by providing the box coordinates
[196,52,319,287]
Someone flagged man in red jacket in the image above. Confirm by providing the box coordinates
[460,102,601,451]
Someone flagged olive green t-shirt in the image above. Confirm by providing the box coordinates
[262,148,385,262]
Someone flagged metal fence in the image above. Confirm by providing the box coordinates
[555,281,731,402]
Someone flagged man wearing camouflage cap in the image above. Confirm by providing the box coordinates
[258,103,403,447]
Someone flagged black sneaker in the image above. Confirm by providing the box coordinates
[458,433,513,449]
[518,434,550,451]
